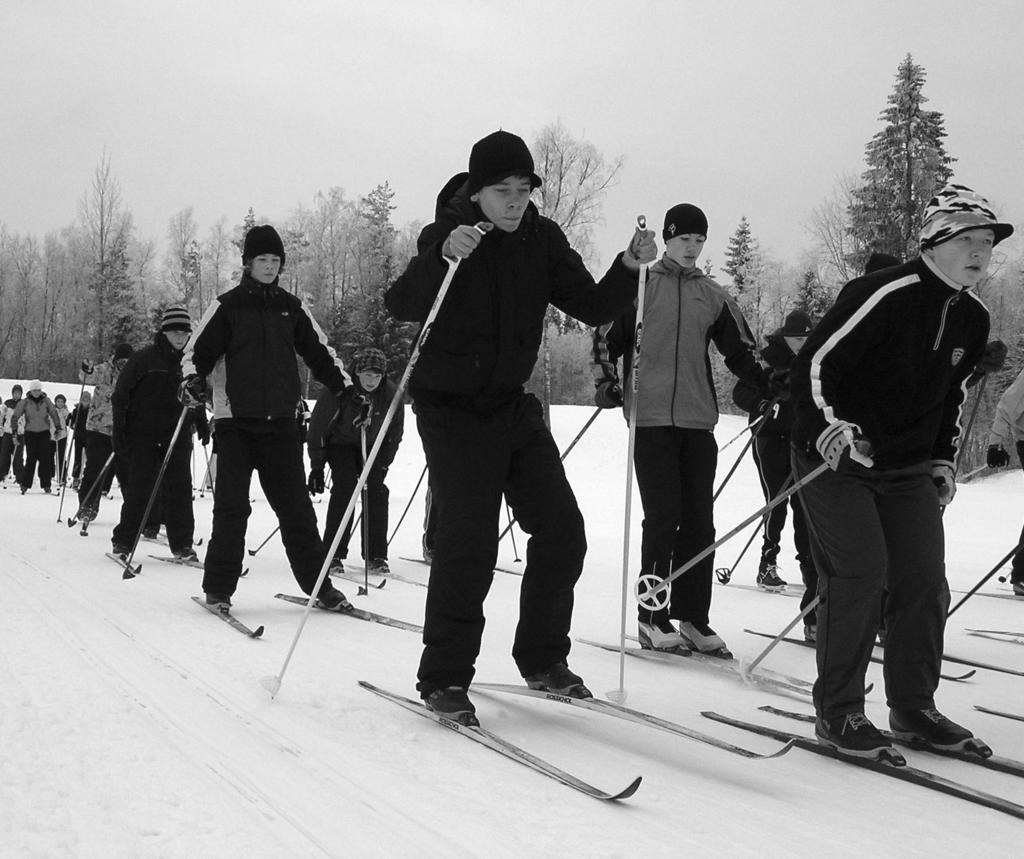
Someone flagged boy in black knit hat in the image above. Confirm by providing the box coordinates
[386,129,656,723]
[181,224,355,611]
[307,346,404,576]
[593,202,769,657]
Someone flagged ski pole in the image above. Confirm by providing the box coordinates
[265,231,489,700]
[742,596,821,677]
[505,500,521,562]
[56,380,88,522]
[67,451,115,528]
[198,443,213,498]
[248,524,281,556]
[359,423,371,595]
[496,406,603,543]
[713,401,777,502]
[610,215,649,706]
[947,539,1024,618]
[388,463,427,545]
[121,406,191,579]
[716,471,795,584]
[638,462,830,611]
[719,411,765,452]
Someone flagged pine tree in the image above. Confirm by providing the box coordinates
[793,267,834,322]
[848,55,956,266]
[724,217,756,290]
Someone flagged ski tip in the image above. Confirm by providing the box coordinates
[251,625,265,639]
[612,775,643,801]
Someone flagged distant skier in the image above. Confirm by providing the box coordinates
[790,184,1011,759]
[307,346,404,576]
[11,380,63,494]
[733,310,820,639]
[0,383,25,485]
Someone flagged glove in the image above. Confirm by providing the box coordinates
[816,420,874,472]
[594,380,624,409]
[197,425,211,446]
[81,360,94,376]
[307,466,325,495]
[931,460,956,506]
[15,434,23,447]
[442,224,486,261]
[178,375,208,408]
[978,340,1008,376]
[987,444,1011,469]
[622,223,657,270]
[337,387,371,428]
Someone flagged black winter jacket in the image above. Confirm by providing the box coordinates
[733,331,798,437]
[112,333,195,448]
[790,258,988,470]
[385,173,637,406]
[307,378,404,471]
[183,275,348,426]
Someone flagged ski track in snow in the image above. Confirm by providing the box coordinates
[3,390,1024,856]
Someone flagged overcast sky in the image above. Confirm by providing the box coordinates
[3,0,1022,274]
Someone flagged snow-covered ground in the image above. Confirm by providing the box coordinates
[2,380,1024,858]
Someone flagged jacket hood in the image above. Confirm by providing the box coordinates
[650,255,709,280]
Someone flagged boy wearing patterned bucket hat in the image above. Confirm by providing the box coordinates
[307,346,404,576]
[789,184,1013,760]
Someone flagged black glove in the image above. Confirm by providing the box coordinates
[307,466,325,495]
[988,444,1011,469]
[337,386,371,428]
[197,424,211,446]
[81,360,94,376]
[178,375,208,408]
[979,340,1008,376]
[594,380,624,409]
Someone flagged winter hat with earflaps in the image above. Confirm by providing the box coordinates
[919,185,1014,250]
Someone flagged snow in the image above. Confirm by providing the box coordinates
[2,380,1024,857]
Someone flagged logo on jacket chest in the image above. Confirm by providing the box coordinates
[951,347,965,367]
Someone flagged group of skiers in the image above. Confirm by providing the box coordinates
[7,129,1021,766]
[1,380,67,493]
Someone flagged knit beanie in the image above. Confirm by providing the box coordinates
[920,185,1014,250]
[242,224,287,268]
[161,305,193,333]
[28,379,42,393]
[112,342,133,361]
[467,131,542,196]
[663,204,709,240]
[354,347,386,375]
[781,310,813,337]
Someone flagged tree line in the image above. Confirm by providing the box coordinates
[2,57,1021,471]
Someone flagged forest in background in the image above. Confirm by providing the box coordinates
[1,55,1021,471]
